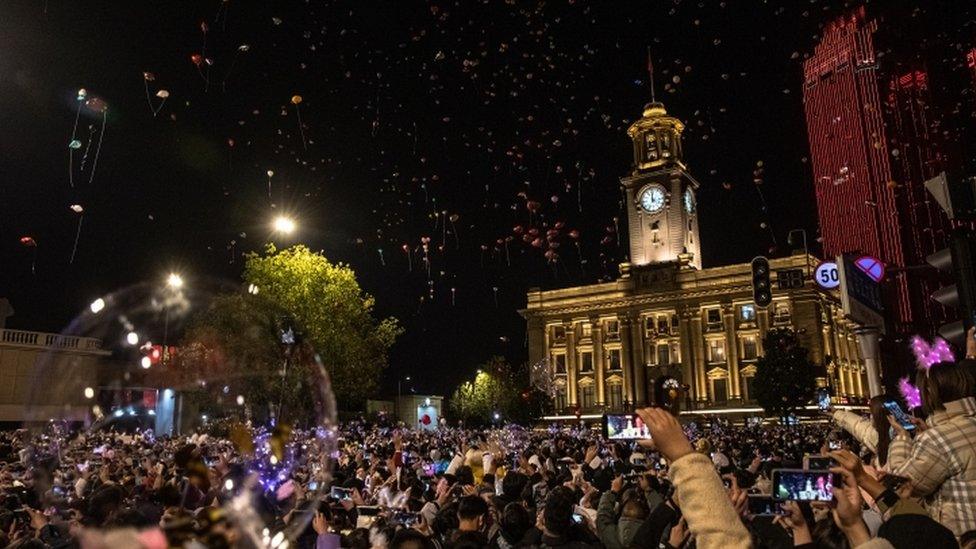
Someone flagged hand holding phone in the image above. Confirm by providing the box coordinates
[747,495,785,516]
[771,469,837,502]
[602,414,652,441]
[883,400,915,431]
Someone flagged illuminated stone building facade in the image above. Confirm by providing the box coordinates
[522,101,868,413]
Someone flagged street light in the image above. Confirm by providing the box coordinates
[397,375,411,420]
[163,272,183,357]
[273,216,297,235]
[166,272,184,289]
[398,375,411,401]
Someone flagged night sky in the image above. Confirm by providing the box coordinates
[1,0,974,399]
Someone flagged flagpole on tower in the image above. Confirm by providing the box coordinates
[647,46,656,103]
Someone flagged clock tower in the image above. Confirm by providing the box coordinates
[620,101,702,270]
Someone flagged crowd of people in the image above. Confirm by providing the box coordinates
[0,357,973,548]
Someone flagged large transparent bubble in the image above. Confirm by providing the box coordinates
[24,278,337,548]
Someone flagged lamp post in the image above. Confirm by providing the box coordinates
[397,375,411,421]
[162,272,183,355]
[398,375,411,401]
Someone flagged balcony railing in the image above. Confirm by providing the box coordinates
[1,329,104,352]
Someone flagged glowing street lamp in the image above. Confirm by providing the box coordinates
[166,272,184,289]
[273,216,296,235]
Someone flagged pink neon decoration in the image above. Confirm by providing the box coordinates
[898,377,922,409]
[910,335,955,370]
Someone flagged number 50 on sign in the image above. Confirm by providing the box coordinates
[815,261,840,289]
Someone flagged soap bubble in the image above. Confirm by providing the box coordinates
[24,278,337,547]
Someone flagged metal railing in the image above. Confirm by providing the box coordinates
[0,329,103,351]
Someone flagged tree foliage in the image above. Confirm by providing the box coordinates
[752,328,817,418]
[173,294,326,425]
[448,357,538,425]
[242,245,402,409]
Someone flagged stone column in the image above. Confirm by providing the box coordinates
[690,314,708,403]
[678,310,695,403]
[757,308,770,341]
[565,322,578,405]
[591,316,606,406]
[527,316,546,369]
[619,314,634,404]
[630,312,647,405]
[793,296,825,365]
[722,304,741,399]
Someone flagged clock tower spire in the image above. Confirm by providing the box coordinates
[620,101,702,270]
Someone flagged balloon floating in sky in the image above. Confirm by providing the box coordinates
[291,95,308,150]
[85,97,107,113]
[70,204,84,213]
[76,88,87,101]
[142,72,169,116]
[68,140,82,149]
[20,236,38,274]
[191,53,204,66]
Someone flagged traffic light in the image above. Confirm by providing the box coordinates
[926,230,976,345]
[751,256,772,307]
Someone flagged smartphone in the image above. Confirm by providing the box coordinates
[602,414,651,440]
[816,388,831,411]
[805,456,833,470]
[356,506,381,529]
[771,469,838,502]
[747,495,785,516]
[357,506,381,517]
[571,513,583,524]
[827,440,841,451]
[393,511,420,527]
[883,400,915,431]
[331,487,352,501]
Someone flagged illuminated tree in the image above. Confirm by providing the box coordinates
[753,328,817,418]
[242,245,402,409]
[448,356,538,425]
[176,245,401,419]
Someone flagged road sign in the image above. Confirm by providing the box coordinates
[776,269,804,290]
[838,254,885,333]
[814,261,840,289]
[854,255,885,283]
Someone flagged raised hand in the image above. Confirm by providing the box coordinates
[636,408,693,462]
[312,511,329,535]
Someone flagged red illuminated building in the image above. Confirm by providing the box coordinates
[802,8,948,335]
[967,48,976,93]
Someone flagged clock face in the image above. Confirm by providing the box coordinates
[683,189,695,213]
[639,185,666,213]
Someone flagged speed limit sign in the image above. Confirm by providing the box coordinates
[814,261,840,289]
